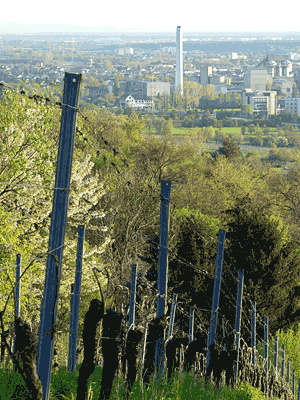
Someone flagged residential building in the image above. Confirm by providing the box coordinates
[118,93,154,109]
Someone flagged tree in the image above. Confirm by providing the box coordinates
[248,124,256,134]
[249,136,263,147]
[242,104,253,117]
[0,89,113,337]
[266,161,300,245]
[216,136,243,162]
[292,83,299,98]
[277,136,289,148]
[218,193,300,343]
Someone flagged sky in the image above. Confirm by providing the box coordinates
[0,0,299,34]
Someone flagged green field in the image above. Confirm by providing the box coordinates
[170,127,279,136]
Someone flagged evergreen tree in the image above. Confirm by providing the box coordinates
[219,193,300,344]
[215,136,243,162]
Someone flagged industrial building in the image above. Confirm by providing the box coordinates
[118,79,170,97]
[243,68,269,92]
[175,26,183,95]
[284,97,300,115]
[242,88,277,115]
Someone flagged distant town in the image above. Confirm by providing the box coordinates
[0,30,300,120]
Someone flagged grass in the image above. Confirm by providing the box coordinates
[0,357,289,400]
[170,126,281,136]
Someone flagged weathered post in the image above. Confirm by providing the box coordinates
[155,180,171,383]
[274,335,278,396]
[264,316,268,397]
[189,308,194,345]
[292,369,295,397]
[251,301,256,366]
[167,294,177,339]
[12,254,21,372]
[36,72,82,400]
[189,307,195,370]
[205,229,226,380]
[281,344,285,387]
[233,269,244,388]
[68,224,85,373]
[128,264,137,331]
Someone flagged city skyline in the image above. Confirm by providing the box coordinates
[1,0,300,34]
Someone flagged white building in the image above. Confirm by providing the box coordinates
[125,95,154,110]
[284,97,300,115]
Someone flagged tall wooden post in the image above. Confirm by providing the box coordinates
[205,229,226,379]
[264,316,268,397]
[233,269,244,388]
[189,308,194,344]
[36,72,81,400]
[251,301,256,366]
[12,254,21,373]
[155,180,171,383]
[281,344,285,387]
[128,264,137,330]
[167,294,177,339]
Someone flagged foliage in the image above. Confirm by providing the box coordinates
[219,192,300,344]
[0,88,112,338]
[215,136,243,161]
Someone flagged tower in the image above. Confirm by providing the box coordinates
[175,26,183,96]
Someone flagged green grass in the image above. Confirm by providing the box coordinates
[0,359,288,399]
[170,127,280,136]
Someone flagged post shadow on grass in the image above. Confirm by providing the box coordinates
[76,298,104,400]
[166,336,189,381]
[142,314,168,388]
[123,328,143,399]
[184,331,207,374]
[98,308,123,400]
[1,328,10,363]
[13,316,43,399]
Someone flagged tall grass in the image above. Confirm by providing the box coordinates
[0,330,289,400]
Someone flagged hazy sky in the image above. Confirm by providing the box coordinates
[0,0,299,34]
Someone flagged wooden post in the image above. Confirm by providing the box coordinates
[233,269,244,388]
[274,336,279,374]
[12,254,21,372]
[128,264,137,330]
[155,180,171,383]
[264,316,268,397]
[281,344,285,387]
[293,369,295,397]
[68,224,85,373]
[251,301,256,366]
[189,308,194,345]
[274,335,278,396]
[205,229,226,379]
[36,72,81,400]
[167,294,177,339]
